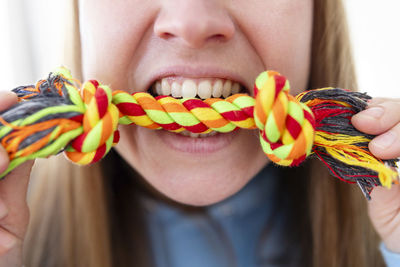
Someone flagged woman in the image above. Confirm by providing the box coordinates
[0,0,399,266]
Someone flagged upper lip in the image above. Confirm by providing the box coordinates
[145,65,251,94]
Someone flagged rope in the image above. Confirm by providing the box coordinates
[1,67,398,199]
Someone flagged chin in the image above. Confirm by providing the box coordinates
[146,166,260,206]
[115,126,269,206]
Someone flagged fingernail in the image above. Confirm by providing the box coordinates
[373,131,396,149]
[361,106,384,119]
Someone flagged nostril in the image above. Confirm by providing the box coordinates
[153,5,235,49]
[159,32,175,40]
[207,34,229,43]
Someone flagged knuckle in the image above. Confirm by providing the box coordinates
[0,92,18,109]
[392,122,400,135]
[385,101,400,112]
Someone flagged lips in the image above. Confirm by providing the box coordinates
[142,66,249,146]
[156,128,238,153]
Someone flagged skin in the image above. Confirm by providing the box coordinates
[0,0,399,265]
[352,98,400,253]
[78,0,313,206]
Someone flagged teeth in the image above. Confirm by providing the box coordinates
[189,132,200,138]
[180,131,191,137]
[232,82,240,95]
[171,82,182,97]
[198,81,212,99]
[199,131,218,138]
[161,79,171,95]
[153,78,242,99]
[182,80,197,98]
[178,130,218,138]
[212,80,223,98]
[222,80,232,98]
[155,81,162,95]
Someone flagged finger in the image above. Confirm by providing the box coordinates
[0,92,18,111]
[0,161,33,200]
[0,92,18,173]
[369,122,400,159]
[0,200,19,266]
[368,184,400,252]
[0,161,33,239]
[369,183,400,213]
[368,97,400,106]
[352,100,400,135]
[0,147,9,175]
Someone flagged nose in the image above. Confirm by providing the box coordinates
[154,0,235,48]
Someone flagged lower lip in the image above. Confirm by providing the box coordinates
[156,130,238,154]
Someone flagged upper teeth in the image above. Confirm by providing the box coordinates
[152,78,241,99]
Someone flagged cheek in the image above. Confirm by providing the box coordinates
[81,0,312,206]
[79,0,157,90]
[115,126,269,206]
[235,1,313,94]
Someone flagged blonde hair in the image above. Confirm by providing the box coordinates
[23,0,385,266]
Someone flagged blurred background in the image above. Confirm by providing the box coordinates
[0,0,399,97]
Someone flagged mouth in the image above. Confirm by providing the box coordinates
[147,77,248,99]
[146,77,248,139]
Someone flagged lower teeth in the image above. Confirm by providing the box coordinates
[178,130,218,138]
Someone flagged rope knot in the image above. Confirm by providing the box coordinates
[1,67,398,199]
[254,71,315,166]
[65,80,120,165]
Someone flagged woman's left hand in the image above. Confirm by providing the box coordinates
[351,97,400,253]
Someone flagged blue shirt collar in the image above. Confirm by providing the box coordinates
[140,163,281,224]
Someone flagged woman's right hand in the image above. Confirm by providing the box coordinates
[0,92,34,267]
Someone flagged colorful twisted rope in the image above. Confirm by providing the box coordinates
[0,67,398,199]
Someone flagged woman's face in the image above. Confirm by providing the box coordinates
[79,0,313,206]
